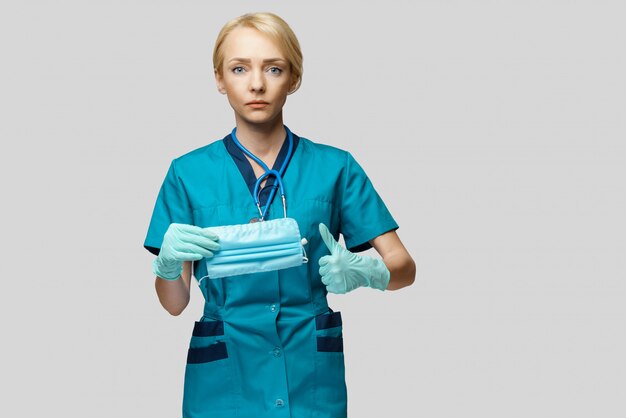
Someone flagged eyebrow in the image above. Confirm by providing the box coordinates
[227,58,287,64]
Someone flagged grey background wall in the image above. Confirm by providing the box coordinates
[1,1,624,416]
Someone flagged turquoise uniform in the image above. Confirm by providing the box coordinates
[144,132,398,417]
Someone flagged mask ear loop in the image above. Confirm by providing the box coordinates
[192,259,213,285]
[301,238,309,264]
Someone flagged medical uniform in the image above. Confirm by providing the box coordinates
[144,131,398,418]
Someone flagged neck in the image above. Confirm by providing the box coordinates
[233,116,286,158]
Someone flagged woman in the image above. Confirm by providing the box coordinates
[144,12,415,418]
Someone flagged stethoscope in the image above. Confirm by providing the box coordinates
[230,126,294,222]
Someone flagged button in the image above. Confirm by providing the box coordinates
[270,304,277,312]
[272,347,282,357]
[275,399,285,408]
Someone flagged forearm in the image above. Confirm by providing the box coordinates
[382,251,416,290]
[155,261,192,315]
[369,231,416,291]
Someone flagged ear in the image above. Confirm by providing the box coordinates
[287,75,299,95]
[214,69,227,95]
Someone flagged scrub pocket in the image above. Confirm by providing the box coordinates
[182,319,240,417]
[313,310,347,415]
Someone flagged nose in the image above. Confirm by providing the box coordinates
[249,69,265,93]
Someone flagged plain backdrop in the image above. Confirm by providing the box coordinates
[1,1,625,417]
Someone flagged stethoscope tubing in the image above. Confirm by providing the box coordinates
[230,126,293,220]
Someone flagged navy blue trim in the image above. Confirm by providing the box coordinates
[348,242,373,253]
[192,320,224,337]
[144,245,159,256]
[223,131,300,207]
[317,336,344,352]
[187,342,228,364]
[315,311,342,330]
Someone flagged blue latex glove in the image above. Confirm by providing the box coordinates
[153,223,220,280]
[318,223,390,294]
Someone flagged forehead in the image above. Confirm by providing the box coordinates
[222,26,285,61]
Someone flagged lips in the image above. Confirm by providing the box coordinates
[247,100,269,108]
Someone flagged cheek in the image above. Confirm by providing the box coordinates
[222,74,245,91]
[224,91,243,109]
[272,78,292,95]
[224,84,246,102]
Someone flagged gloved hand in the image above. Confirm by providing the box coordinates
[318,223,390,294]
[153,223,220,280]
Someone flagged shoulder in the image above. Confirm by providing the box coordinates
[297,136,353,166]
[174,139,225,164]
[168,139,226,176]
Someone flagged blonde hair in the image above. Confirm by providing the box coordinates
[213,12,303,93]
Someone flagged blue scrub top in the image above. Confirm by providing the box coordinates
[144,130,398,417]
[145,131,299,255]
[144,131,397,278]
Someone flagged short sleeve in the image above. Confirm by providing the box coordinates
[339,153,399,252]
[143,159,193,255]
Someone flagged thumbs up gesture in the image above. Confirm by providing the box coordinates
[318,223,390,294]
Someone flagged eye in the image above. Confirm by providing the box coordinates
[231,66,245,74]
[268,66,283,75]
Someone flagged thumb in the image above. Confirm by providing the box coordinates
[318,223,340,254]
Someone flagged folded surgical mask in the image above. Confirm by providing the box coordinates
[200,218,308,279]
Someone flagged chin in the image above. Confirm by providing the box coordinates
[240,113,280,126]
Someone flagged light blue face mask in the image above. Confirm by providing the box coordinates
[200,218,308,280]
[198,126,308,280]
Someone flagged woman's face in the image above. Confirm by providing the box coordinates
[215,26,295,128]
